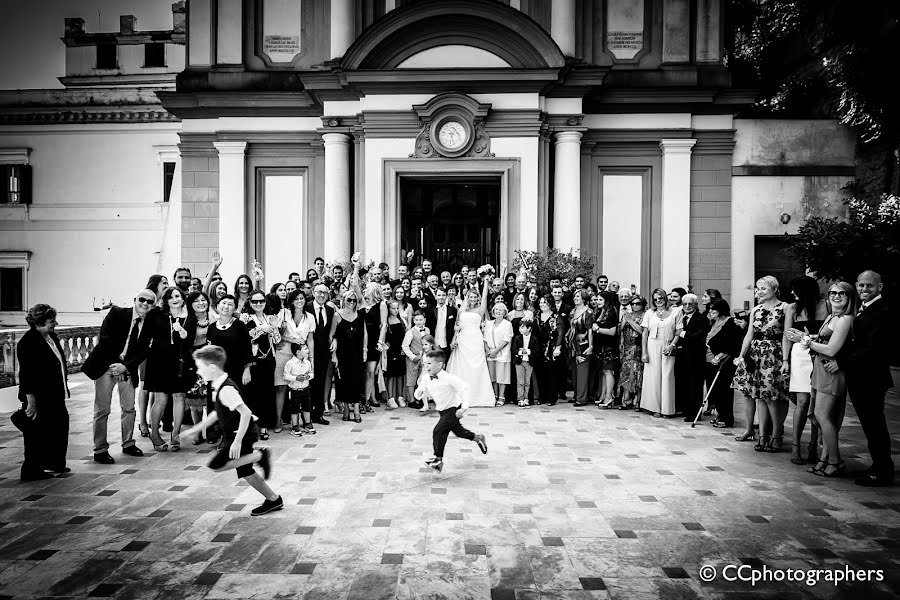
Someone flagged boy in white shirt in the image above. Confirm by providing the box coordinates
[415,349,488,472]
[283,343,315,436]
[401,310,430,408]
[183,345,283,516]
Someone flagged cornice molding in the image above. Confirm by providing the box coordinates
[0,109,178,125]
[158,91,321,119]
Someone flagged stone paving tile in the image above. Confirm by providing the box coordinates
[0,374,897,598]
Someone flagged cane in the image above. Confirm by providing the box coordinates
[691,361,724,428]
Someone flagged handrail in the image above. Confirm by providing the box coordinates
[0,326,100,387]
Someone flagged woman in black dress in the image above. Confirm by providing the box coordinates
[592,292,620,408]
[15,304,70,480]
[244,291,280,440]
[361,282,386,412]
[184,291,212,444]
[331,289,368,422]
[145,287,196,452]
[206,295,252,390]
[534,295,560,405]
[384,300,407,407]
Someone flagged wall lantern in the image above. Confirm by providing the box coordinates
[780,212,791,225]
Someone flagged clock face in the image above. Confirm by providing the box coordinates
[438,121,467,150]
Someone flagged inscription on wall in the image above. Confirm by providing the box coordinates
[606,0,645,60]
[262,0,303,63]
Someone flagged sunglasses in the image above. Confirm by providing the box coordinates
[630,301,643,306]
[828,290,848,297]
[136,297,155,305]
[347,299,358,303]
[250,299,266,304]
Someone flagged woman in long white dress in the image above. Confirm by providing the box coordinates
[640,287,679,417]
[447,273,495,407]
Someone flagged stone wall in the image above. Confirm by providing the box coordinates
[689,131,734,298]
[179,137,219,278]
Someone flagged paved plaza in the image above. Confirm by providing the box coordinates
[0,374,898,599]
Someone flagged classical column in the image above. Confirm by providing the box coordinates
[552,131,583,251]
[323,133,351,261]
[659,138,697,290]
[213,141,247,284]
[215,0,242,65]
[330,0,354,59]
[550,0,577,57]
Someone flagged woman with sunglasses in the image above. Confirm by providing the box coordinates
[330,289,367,422]
[732,276,789,450]
[618,295,646,410]
[244,290,280,440]
[144,286,196,452]
[798,281,856,477]
[640,288,678,417]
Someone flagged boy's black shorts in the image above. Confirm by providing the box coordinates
[208,426,259,479]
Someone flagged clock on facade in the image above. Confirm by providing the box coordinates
[437,120,468,150]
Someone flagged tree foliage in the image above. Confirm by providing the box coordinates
[511,248,597,291]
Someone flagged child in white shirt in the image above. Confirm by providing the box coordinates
[283,343,315,436]
[415,349,488,472]
[415,335,436,412]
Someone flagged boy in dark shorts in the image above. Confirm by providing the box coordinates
[183,345,283,516]
[415,349,487,472]
[283,342,314,436]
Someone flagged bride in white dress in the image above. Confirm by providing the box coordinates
[446,274,495,407]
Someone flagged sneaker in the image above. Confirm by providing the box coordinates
[251,495,284,516]
[289,426,304,437]
[387,398,398,410]
[257,447,271,480]
[474,434,488,454]
[305,425,316,435]
[398,398,407,408]
[429,460,444,472]
[424,456,440,466]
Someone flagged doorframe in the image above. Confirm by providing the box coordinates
[383,158,520,272]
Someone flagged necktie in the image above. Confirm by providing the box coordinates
[123,317,141,358]
[430,374,439,380]
[318,306,325,329]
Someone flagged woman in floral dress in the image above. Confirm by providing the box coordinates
[618,295,646,410]
[732,276,789,452]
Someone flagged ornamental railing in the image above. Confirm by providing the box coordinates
[0,326,100,388]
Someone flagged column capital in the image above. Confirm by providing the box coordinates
[322,132,352,146]
[213,141,247,155]
[554,130,583,145]
[659,138,697,153]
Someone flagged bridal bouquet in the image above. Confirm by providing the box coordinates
[251,259,265,282]
[476,264,495,280]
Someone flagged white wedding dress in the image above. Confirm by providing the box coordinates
[447,310,496,407]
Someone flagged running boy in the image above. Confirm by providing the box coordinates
[183,345,283,516]
[415,349,488,472]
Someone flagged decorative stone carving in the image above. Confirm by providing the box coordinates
[410,92,494,159]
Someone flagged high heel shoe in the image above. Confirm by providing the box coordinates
[149,432,168,452]
[754,435,770,452]
[764,436,783,453]
[735,431,756,442]
[790,443,805,465]
[815,461,845,478]
[139,424,150,438]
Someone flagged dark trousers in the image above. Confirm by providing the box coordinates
[570,358,591,404]
[21,403,69,476]
[310,353,333,422]
[849,382,894,479]
[536,359,557,404]
[247,354,276,429]
[675,355,705,416]
[705,362,735,425]
[555,353,569,398]
[433,406,475,458]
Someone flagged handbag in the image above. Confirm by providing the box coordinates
[11,407,34,432]
[742,355,757,374]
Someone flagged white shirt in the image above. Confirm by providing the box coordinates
[520,333,532,363]
[284,356,313,390]
[435,304,448,348]
[414,369,469,411]
[860,294,882,312]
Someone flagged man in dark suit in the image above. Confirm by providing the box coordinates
[82,289,156,464]
[426,288,457,359]
[422,274,440,308]
[306,284,335,425]
[550,283,572,401]
[672,294,711,421]
[830,270,894,486]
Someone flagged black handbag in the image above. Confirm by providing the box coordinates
[11,407,34,432]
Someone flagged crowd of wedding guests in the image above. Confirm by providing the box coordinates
[13,252,893,488]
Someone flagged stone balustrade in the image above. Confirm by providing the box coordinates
[0,326,100,388]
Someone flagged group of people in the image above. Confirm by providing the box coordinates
[13,251,894,492]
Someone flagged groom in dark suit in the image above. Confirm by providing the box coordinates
[425,288,457,359]
[306,284,335,425]
[830,270,894,486]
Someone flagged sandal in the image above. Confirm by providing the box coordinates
[260,431,269,441]
[139,424,150,438]
[764,436,783,453]
[495,398,505,407]
[149,432,168,452]
[754,435,770,452]
[734,431,756,442]
[807,460,827,475]
[790,443,805,465]
[815,461,845,478]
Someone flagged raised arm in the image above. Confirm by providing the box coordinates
[203,251,223,294]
